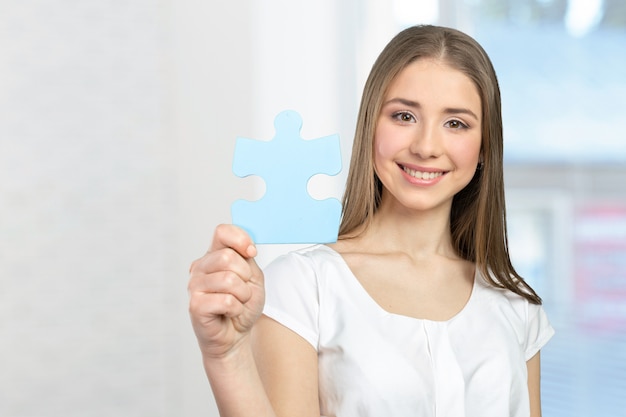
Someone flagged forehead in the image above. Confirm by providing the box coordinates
[385,59,482,112]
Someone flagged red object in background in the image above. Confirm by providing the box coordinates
[574,204,626,332]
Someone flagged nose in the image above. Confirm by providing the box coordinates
[409,122,442,159]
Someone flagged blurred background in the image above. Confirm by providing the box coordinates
[0,0,624,416]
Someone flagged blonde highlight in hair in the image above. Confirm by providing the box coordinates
[339,25,541,304]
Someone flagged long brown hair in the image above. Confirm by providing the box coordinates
[339,25,541,304]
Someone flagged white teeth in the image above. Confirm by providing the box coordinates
[402,166,443,180]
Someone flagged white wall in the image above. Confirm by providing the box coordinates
[0,1,182,415]
[0,1,369,415]
[171,2,257,414]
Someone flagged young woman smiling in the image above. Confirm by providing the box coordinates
[188,25,554,417]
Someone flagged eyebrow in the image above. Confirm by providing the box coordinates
[383,97,480,121]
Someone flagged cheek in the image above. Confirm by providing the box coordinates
[453,136,482,167]
[373,124,400,166]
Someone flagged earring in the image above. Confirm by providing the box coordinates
[477,161,484,170]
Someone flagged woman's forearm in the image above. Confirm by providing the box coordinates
[204,339,278,417]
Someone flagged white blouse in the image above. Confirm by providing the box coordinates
[262,245,555,417]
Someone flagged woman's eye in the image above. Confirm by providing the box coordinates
[445,119,468,129]
[393,112,415,123]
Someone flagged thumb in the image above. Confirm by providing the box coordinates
[211,224,257,259]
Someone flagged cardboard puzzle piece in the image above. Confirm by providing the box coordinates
[231,110,342,244]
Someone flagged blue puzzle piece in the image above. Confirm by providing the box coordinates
[231,110,342,244]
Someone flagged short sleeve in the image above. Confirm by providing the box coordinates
[262,251,320,350]
[524,303,555,360]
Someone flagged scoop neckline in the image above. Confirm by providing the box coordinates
[317,244,479,324]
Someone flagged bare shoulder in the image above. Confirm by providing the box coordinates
[326,236,363,255]
[326,236,386,274]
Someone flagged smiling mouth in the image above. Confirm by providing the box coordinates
[401,165,445,180]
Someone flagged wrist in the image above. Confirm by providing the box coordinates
[201,336,277,417]
[201,335,255,375]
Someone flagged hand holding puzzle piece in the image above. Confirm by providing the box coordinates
[231,110,342,244]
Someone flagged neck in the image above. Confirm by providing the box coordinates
[361,198,458,260]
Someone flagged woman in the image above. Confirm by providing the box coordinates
[188,25,554,417]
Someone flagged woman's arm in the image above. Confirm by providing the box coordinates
[189,225,275,417]
[188,224,319,417]
[252,315,320,417]
[203,337,278,417]
[527,351,542,417]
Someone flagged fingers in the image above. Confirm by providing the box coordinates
[191,246,253,283]
[188,254,253,333]
[189,290,246,320]
[189,268,253,306]
[188,224,262,316]
[211,224,257,259]
[193,223,263,285]
[188,224,266,357]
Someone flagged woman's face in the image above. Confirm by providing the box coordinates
[373,58,482,215]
